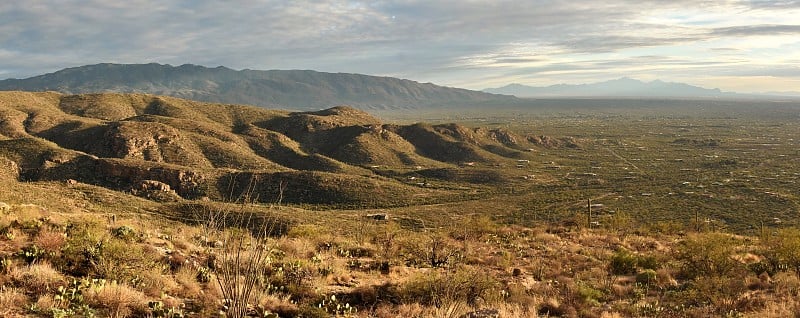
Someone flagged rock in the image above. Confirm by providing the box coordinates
[487,128,518,146]
[460,309,499,318]
[366,213,388,221]
[0,157,19,181]
[66,179,78,185]
[96,159,204,198]
[528,135,560,147]
[136,179,172,192]
[105,121,181,161]
[0,202,10,213]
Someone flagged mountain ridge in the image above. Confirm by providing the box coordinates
[0,63,517,111]
[483,77,752,98]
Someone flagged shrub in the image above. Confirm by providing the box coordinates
[676,233,740,278]
[609,250,638,275]
[34,229,66,256]
[401,233,463,268]
[636,269,658,286]
[286,224,328,239]
[58,222,106,276]
[451,215,497,241]
[761,228,800,275]
[683,276,747,313]
[637,255,659,270]
[94,238,160,284]
[111,225,138,242]
[402,267,499,307]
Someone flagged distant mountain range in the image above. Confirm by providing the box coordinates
[483,77,797,99]
[0,63,516,111]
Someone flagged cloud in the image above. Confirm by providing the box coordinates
[1,0,800,93]
[712,24,800,36]
[744,0,800,9]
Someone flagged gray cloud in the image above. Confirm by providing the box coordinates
[712,24,800,36]
[744,0,800,9]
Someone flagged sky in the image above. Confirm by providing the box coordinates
[2,0,800,93]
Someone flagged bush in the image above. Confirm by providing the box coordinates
[636,269,658,286]
[576,282,604,306]
[402,233,463,268]
[761,228,800,275]
[111,226,138,242]
[401,267,499,307]
[450,215,497,241]
[93,238,160,284]
[609,250,638,275]
[58,222,106,277]
[676,233,740,278]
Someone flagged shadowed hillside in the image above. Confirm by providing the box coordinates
[0,91,567,207]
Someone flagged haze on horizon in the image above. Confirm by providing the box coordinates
[2,1,799,94]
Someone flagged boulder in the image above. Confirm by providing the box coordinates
[0,156,19,181]
[460,309,499,318]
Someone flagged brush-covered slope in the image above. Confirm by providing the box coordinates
[0,63,518,111]
[0,91,563,207]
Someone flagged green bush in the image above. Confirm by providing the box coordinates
[761,228,800,275]
[111,225,137,242]
[58,224,105,276]
[610,249,661,276]
[637,255,659,270]
[609,250,638,275]
[676,233,740,278]
[94,237,160,284]
[451,215,497,240]
[636,269,658,286]
[576,282,604,306]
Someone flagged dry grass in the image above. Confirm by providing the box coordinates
[85,281,149,318]
[0,287,27,316]
[34,294,60,313]
[34,228,66,254]
[10,262,65,293]
[255,293,298,316]
[173,265,203,298]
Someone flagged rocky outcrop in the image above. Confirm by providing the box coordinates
[105,121,182,161]
[527,135,580,148]
[131,179,182,202]
[486,128,518,146]
[95,159,204,199]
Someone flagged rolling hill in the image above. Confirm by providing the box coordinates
[0,63,517,111]
[0,91,566,208]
